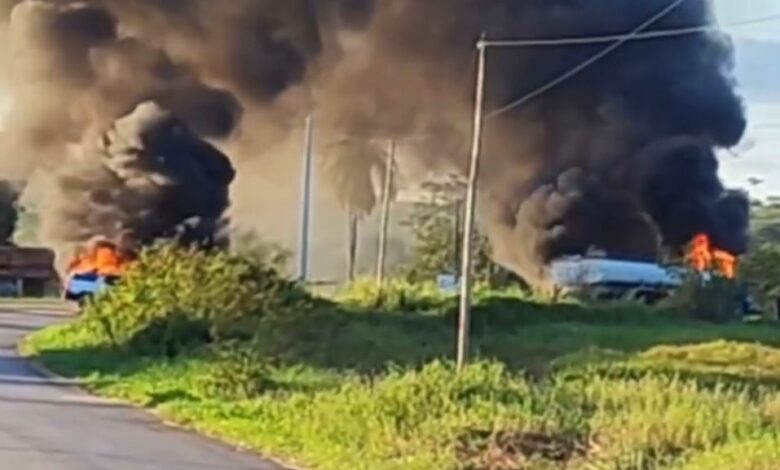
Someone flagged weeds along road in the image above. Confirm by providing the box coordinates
[0,304,285,470]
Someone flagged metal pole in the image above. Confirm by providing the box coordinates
[347,209,359,283]
[457,38,487,372]
[376,139,396,286]
[453,199,463,275]
[297,114,315,282]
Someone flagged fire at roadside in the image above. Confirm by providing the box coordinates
[546,228,762,320]
[0,0,764,300]
[688,233,737,280]
[42,100,236,274]
[54,101,235,303]
[67,238,133,278]
[62,238,133,303]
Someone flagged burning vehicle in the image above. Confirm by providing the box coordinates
[550,255,683,303]
[63,240,133,304]
[550,233,758,313]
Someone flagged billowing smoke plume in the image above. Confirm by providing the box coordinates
[0,0,749,285]
[38,101,235,265]
[0,0,240,259]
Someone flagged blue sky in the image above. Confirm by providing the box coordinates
[716,0,780,41]
[714,0,780,199]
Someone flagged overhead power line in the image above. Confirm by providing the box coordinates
[753,123,780,130]
[457,1,696,371]
[485,0,688,119]
[483,12,780,47]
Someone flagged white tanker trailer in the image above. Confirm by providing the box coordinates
[549,256,684,303]
[549,255,761,315]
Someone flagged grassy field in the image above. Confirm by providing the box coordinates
[19,250,780,470]
[23,307,780,468]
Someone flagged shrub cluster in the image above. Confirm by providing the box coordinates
[662,273,746,323]
[83,244,315,356]
[29,243,780,469]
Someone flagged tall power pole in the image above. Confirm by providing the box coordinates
[297,115,315,282]
[457,38,487,372]
[346,209,359,283]
[376,139,396,286]
[453,199,463,276]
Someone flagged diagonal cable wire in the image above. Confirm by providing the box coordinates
[485,0,688,120]
[483,12,780,47]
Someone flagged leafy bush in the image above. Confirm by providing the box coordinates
[197,342,276,400]
[84,244,313,355]
[663,273,744,323]
[337,278,455,313]
[740,243,780,316]
[126,311,212,357]
[27,274,780,469]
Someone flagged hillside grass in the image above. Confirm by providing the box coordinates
[21,250,780,470]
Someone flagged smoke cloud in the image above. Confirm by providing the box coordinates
[0,181,19,244]
[37,101,235,267]
[0,0,750,285]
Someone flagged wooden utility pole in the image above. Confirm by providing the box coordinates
[297,115,315,282]
[457,38,487,372]
[376,139,396,286]
[453,199,463,277]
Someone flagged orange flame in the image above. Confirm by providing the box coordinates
[688,234,737,279]
[67,240,133,277]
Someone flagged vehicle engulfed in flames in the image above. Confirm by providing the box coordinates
[63,239,134,304]
[550,233,757,312]
[550,255,682,304]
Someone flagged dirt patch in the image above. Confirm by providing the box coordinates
[457,429,591,469]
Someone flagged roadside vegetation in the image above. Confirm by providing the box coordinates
[22,242,780,470]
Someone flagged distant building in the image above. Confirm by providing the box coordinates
[0,246,56,297]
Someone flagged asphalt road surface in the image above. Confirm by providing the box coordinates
[0,304,286,470]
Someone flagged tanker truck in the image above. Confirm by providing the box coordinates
[549,255,683,303]
[549,252,760,316]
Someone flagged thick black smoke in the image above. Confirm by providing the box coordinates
[0,0,750,285]
[636,138,749,253]
[1,0,240,259]
[38,101,235,265]
[0,181,19,244]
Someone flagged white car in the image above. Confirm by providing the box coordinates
[63,272,119,304]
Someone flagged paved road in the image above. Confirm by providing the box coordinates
[0,305,286,470]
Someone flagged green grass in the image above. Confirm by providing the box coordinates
[0,298,70,308]
[22,297,780,470]
[673,435,780,470]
